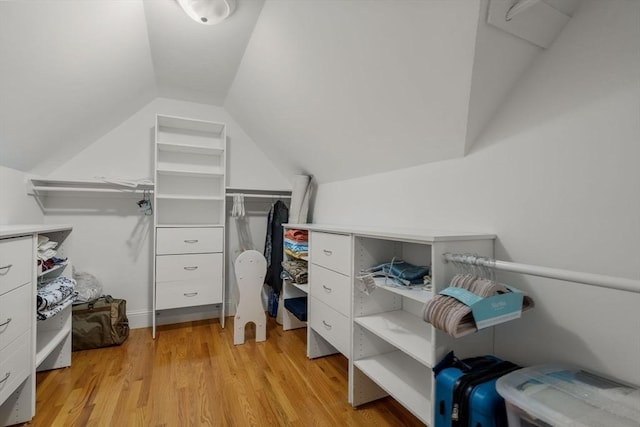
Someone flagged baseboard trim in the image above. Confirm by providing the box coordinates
[127,303,237,330]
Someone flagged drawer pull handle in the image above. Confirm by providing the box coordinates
[0,264,12,275]
[184,292,198,297]
[0,372,10,384]
[322,285,332,293]
[322,320,332,330]
[184,239,199,244]
[0,318,11,327]
[183,266,199,271]
[323,249,333,256]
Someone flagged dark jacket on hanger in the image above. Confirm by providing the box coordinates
[264,200,289,295]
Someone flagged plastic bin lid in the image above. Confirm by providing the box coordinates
[496,364,640,427]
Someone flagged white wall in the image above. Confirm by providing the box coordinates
[225,0,482,183]
[312,0,640,385]
[0,0,156,174]
[0,166,43,225]
[43,97,290,328]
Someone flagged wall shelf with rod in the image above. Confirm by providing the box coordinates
[27,178,153,196]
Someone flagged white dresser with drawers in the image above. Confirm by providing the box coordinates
[307,231,352,358]
[155,227,224,312]
[0,234,33,423]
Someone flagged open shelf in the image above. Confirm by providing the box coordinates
[354,351,431,424]
[36,328,69,367]
[156,168,224,178]
[28,178,153,195]
[354,310,434,367]
[369,278,433,303]
[291,282,309,293]
[156,194,224,201]
[157,142,224,155]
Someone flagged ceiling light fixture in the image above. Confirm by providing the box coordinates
[177,0,236,25]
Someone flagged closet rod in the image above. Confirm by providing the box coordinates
[443,253,640,294]
[226,193,291,199]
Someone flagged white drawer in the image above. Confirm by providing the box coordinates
[156,227,223,255]
[309,296,350,358]
[156,253,222,282]
[156,279,223,310]
[0,236,33,295]
[0,330,31,404]
[310,232,351,275]
[0,284,31,349]
[309,264,350,317]
[156,253,223,310]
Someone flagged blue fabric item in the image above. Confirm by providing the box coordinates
[369,260,429,284]
[284,297,307,322]
[267,289,279,318]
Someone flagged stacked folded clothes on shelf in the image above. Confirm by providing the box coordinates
[284,229,308,259]
[281,259,308,285]
[37,235,68,273]
[364,259,430,286]
[423,274,534,338]
[37,276,78,320]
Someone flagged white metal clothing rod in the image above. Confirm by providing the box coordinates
[226,193,291,199]
[443,253,640,294]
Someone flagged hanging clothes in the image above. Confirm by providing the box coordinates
[264,200,289,296]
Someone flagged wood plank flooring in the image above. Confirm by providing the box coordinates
[32,317,424,426]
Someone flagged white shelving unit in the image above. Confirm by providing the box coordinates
[284,224,496,425]
[350,231,495,425]
[281,226,308,331]
[0,224,73,426]
[35,227,73,373]
[152,115,227,337]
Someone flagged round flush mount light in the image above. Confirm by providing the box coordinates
[177,0,236,25]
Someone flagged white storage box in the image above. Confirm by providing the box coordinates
[496,364,640,427]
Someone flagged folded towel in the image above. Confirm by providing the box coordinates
[284,229,308,242]
[37,293,76,320]
[37,276,76,311]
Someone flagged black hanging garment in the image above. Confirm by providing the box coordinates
[264,200,289,297]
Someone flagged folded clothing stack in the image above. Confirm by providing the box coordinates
[37,235,67,273]
[281,259,308,284]
[284,229,308,259]
[37,276,78,320]
[366,259,430,286]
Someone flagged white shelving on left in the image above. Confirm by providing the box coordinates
[0,224,73,426]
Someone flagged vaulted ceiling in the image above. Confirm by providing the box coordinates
[0,0,580,182]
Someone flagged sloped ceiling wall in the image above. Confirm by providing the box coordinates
[0,0,262,175]
[1,0,580,183]
[224,0,483,183]
[0,0,156,174]
[143,0,264,104]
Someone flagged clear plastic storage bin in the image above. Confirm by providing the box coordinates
[496,364,640,427]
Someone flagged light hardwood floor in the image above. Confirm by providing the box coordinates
[32,317,423,426]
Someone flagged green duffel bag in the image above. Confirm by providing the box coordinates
[72,295,129,351]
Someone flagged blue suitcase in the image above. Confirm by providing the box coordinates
[433,352,520,427]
